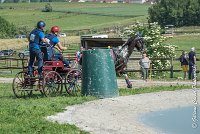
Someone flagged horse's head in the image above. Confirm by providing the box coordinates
[135,36,144,52]
[121,35,144,59]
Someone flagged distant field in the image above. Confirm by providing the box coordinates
[0,36,80,50]
[54,3,149,17]
[0,2,149,32]
[0,9,131,31]
[0,2,149,16]
[175,26,200,33]
[164,34,200,56]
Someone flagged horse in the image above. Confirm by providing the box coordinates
[111,35,145,88]
[77,35,144,88]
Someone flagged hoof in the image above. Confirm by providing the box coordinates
[127,84,132,88]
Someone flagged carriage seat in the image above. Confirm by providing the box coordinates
[43,60,64,71]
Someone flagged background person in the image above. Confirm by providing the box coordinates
[45,26,70,67]
[76,46,84,65]
[180,51,188,80]
[139,52,151,81]
[28,20,48,78]
[75,46,84,70]
[188,47,196,80]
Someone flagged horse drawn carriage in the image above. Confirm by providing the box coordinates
[12,46,82,98]
[12,35,144,98]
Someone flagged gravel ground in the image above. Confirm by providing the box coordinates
[117,79,196,88]
[46,79,199,134]
[47,89,200,134]
[1,77,196,87]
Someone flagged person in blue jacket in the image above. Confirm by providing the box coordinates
[28,20,48,78]
[188,47,196,80]
[45,26,70,67]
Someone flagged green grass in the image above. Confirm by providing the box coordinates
[0,9,135,31]
[0,83,191,133]
[0,2,149,32]
[0,83,95,134]
[0,2,150,16]
[55,3,149,17]
[165,35,200,53]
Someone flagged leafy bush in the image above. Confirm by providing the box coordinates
[121,22,177,76]
[42,3,53,12]
[0,16,17,39]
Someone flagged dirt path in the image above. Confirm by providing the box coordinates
[0,78,13,83]
[0,77,197,88]
[117,79,196,88]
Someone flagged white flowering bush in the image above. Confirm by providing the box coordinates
[120,22,177,76]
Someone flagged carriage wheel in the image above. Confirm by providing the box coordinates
[12,71,33,98]
[65,69,82,96]
[42,71,63,97]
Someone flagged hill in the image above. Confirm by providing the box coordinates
[0,2,150,33]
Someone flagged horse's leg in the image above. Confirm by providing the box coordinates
[123,73,132,88]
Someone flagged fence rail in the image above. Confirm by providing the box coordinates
[0,56,199,78]
[0,56,28,69]
[126,57,200,78]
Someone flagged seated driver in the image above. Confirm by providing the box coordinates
[45,26,70,67]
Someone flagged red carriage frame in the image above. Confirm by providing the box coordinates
[12,57,82,98]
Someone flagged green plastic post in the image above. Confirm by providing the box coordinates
[81,49,118,98]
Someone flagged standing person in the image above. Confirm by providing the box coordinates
[188,47,196,80]
[28,20,48,78]
[74,46,85,70]
[180,51,188,80]
[139,52,151,81]
[76,46,84,65]
[45,26,70,67]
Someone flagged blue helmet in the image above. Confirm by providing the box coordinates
[37,21,46,29]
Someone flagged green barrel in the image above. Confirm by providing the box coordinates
[81,49,118,98]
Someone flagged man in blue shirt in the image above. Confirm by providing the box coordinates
[188,47,196,80]
[44,26,70,67]
[28,21,48,78]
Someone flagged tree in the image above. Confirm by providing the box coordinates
[148,0,200,27]
[0,16,17,38]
